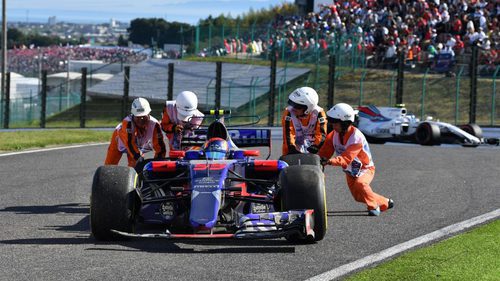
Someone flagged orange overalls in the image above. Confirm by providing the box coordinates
[281,106,327,155]
[319,125,389,211]
[104,115,166,167]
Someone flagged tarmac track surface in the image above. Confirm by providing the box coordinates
[0,142,499,281]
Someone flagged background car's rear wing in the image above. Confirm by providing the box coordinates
[181,128,272,158]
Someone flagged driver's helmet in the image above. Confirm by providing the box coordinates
[202,137,229,160]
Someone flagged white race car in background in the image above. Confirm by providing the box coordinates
[355,105,499,147]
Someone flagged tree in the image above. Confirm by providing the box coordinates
[128,18,193,46]
[6,28,25,48]
[117,35,128,47]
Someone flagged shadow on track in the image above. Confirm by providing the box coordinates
[0,236,296,254]
[0,212,296,254]
[327,210,368,217]
[0,203,88,215]
[42,216,90,232]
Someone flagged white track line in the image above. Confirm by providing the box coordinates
[0,142,108,157]
[306,208,500,281]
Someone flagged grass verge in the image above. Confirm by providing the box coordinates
[346,219,500,281]
[0,130,111,151]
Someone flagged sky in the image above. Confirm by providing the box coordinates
[7,0,295,25]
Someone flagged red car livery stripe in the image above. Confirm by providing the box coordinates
[151,161,177,172]
[252,160,279,172]
[193,163,227,171]
[358,106,377,117]
[170,233,234,238]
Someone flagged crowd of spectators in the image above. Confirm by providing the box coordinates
[8,46,148,76]
[208,0,498,73]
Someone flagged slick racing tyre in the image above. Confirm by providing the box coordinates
[279,153,321,166]
[459,123,483,139]
[279,165,327,243]
[90,166,137,241]
[415,122,441,146]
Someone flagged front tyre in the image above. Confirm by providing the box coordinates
[279,153,321,166]
[279,165,327,243]
[459,123,483,139]
[90,166,137,241]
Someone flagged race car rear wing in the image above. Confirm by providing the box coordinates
[181,128,272,159]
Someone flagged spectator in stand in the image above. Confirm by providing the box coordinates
[454,35,465,55]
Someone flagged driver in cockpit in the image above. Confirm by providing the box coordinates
[202,137,229,160]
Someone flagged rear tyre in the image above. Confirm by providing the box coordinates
[415,122,441,146]
[279,165,327,243]
[90,166,137,241]
[459,123,483,139]
[279,153,321,166]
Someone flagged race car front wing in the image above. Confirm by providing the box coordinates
[111,209,315,240]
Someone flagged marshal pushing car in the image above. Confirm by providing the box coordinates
[90,110,327,243]
[356,105,499,147]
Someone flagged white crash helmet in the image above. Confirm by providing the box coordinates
[131,97,151,117]
[326,103,356,122]
[176,91,198,121]
[288,87,319,114]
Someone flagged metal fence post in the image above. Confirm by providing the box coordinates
[389,70,397,106]
[282,61,288,102]
[251,77,259,117]
[195,25,200,55]
[221,24,225,47]
[266,26,270,61]
[40,70,48,128]
[359,70,367,106]
[281,38,286,62]
[3,72,10,128]
[421,68,429,120]
[208,22,212,53]
[491,66,499,126]
[455,65,465,124]
[168,63,174,100]
[180,26,184,59]
[396,50,405,104]
[122,66,130,118]
[269,50,277,126]
[326,53,337,109]
[469,45,478,124]
[80,67,87,128]
[215,61,222,109]
[236,22,240,60]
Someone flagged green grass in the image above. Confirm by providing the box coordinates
[347,219,500,281]
[0,130,111,151]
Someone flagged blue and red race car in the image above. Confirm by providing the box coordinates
[90,111,327,243]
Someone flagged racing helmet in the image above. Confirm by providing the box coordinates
[131,97,151,117]
[287,87,319,114]
[202,137,229,160]
[176,91,198,122]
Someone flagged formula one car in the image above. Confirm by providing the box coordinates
[90,110,327,243]
[356,105,499,147]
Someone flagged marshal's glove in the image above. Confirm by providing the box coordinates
[320,157,333,166]
[174,124,184,134]
[288,146,300,154]
[134,156,145,173]
[307,145,319,154]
